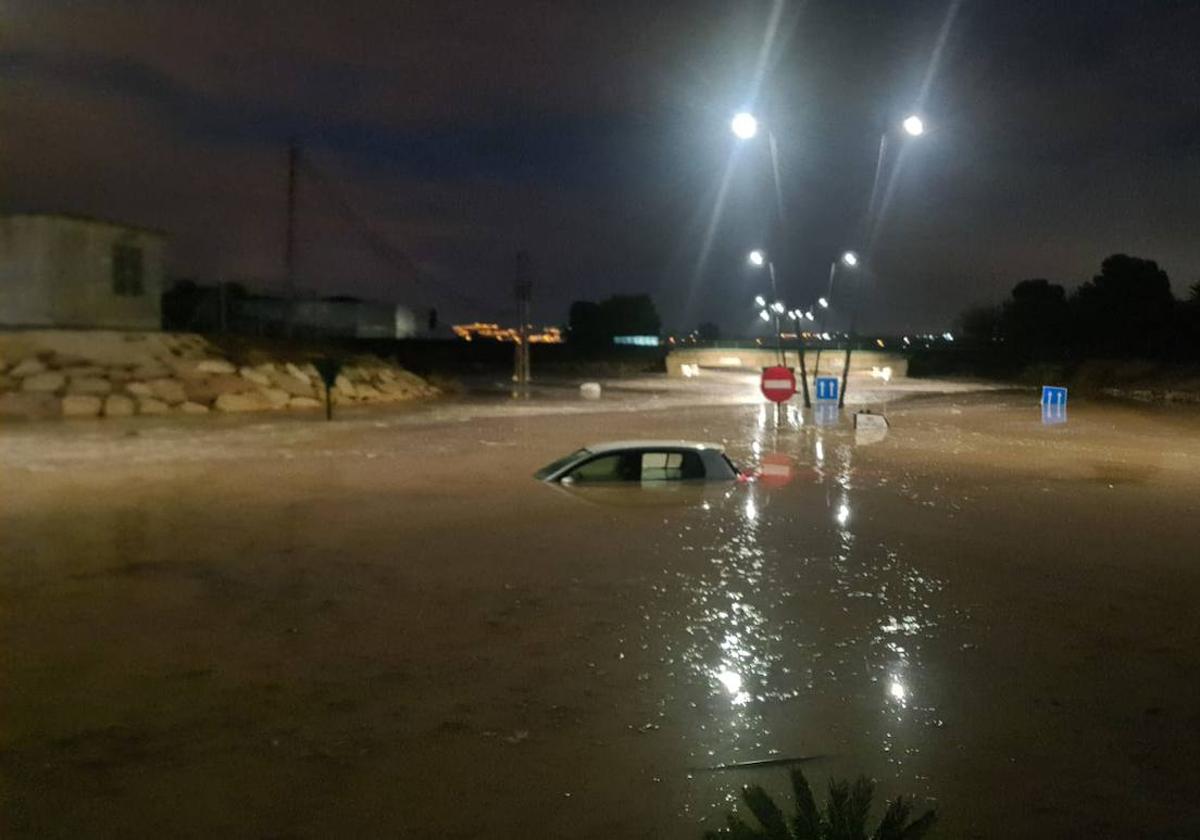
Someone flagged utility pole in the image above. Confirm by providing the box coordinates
[513,251,532,386]
[285,140,299,335]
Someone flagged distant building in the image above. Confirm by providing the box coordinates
[162,281,424,340]
[452,322,563,343]
[0,213,166,330]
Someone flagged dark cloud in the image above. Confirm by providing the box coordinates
[3,0,1198,333]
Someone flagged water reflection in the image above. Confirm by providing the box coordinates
[634,415,953,820]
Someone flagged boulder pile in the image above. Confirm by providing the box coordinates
[0,330,438,421]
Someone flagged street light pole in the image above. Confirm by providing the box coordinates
[838,116,925,408]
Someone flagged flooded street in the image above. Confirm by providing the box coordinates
[3,380,1200,838]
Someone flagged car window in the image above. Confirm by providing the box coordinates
[534,448,589,480]
[567,452,637,482]
[640,450,705,481]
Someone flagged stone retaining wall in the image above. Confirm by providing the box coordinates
[0,330,437,421]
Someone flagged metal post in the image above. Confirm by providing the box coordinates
[766,261,784,365]
[513,251,532,386]
[769,261,810,408]
[285,141,299,336]
[813,260,837,379]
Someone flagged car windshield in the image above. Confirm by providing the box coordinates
[533,448,589,480]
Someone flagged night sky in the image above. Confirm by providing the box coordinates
[4,0,1199,334]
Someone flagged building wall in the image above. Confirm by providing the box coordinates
[0,215,165,329]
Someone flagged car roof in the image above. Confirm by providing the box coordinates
[581,440,724,455]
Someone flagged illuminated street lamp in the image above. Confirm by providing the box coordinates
[814,250,860,380]
[731,111,759,140]
[759,309,771,322]
[754,294,766,307]
[902,114,925,137]
[733,113,811,407]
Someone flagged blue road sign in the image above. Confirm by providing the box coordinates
[1042,403,1067,425]
[814,403,839,426]
[815,376,839,402]
[1041,386,1068,406]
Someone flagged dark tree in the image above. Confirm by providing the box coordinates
[957,305,1000,343]
[1072,254,1175,356]
[999,278,1070,358]
[598,294,661,336]
[696,321,721,341]
[568,300,605,347]
[568,295,661,347]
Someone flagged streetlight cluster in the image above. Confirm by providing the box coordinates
[732,110,929,406]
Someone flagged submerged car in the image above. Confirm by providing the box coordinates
[535,440,742,484]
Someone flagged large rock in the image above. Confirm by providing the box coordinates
[178,401,210,414]
[125,381,154,398]
[132,362,170,380]
[196,358,236,375]
[377,381,416,399]
[259,387,290,408]
[268,371,316,397]
[288,396,322,409]
[284,362,312,385]
[67,376,113,395]
[0,392,60,419]
[239,366,272,386]
[214,391,272,412]
[148,377,188,405]
[21,371,65,393]
[137,397,170,415]
[183,374,254,404]
[9,358,47,378]
[103,394,135,417]
[63,365,106,379]
[62,395,103,417]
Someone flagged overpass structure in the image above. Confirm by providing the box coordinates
[665,345,908,379]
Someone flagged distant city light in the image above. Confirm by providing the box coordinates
[612,335,660,347]
[818,297,829,308]
[731,112,759,140]
[943,331,955,341]
[902,115,925,136]
[748,249,766,267]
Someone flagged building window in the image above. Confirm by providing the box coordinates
[112,244,144,296]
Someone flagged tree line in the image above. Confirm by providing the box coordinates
[957,254,1200,363]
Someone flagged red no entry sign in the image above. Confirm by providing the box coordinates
[760,365,796,403]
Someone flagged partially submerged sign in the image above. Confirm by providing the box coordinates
[854,410,889,445]
[814,403,839,426]
[1041,386,1068,406]
[760,366,796,403]
[814,376,839,402]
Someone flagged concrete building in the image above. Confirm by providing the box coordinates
[0,213,166,330]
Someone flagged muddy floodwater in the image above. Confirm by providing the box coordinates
[3,383,1200,838]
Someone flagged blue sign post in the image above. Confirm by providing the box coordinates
[1041,386,1067,425]
[1041,386,1067,406]
[815,376,839,402]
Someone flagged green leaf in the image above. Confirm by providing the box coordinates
[741,785,792,840]
[790,768,824,840]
